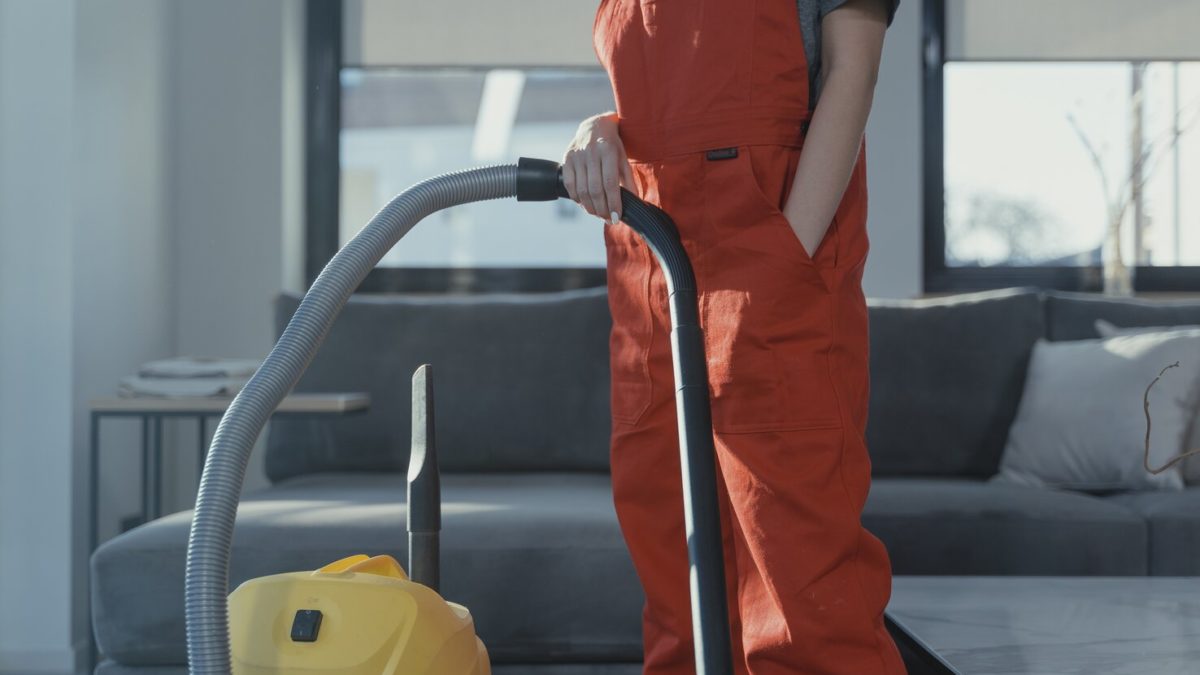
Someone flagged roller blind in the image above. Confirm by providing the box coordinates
[946,0,1200,61]
[343,0,601,67]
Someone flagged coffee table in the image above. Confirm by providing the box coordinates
[885,576,1200,674]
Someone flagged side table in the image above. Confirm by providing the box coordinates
[86,392,369,672]
[87,392,370,555]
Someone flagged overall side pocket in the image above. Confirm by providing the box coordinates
[603,222,654,427]
[741,144,840,286]
[694,149,842,434]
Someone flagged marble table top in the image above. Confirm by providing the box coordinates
[887,576,1200,675]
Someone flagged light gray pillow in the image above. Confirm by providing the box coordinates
[993,328,1200,492]
[1094,318,1200,484]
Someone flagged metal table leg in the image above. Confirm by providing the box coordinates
[141,416,151,524]
[89,412,100,557]
[198,415,208,476]
[152,416,163,519]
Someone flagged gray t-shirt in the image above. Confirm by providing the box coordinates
[798,0,899,109]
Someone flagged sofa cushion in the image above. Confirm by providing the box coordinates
[266,287,614,480]
[91,473,643,666]
[1104,488,1200,575]
[1043,290,1200,341]
[863,478,1147,575]
[865,287,1045,477]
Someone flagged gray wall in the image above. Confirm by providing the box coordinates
[863,0,923,299]
[169,0,306,504]
[0,0,303,672]
[172,0,306,360]
[0,1,79,670]
[0,0,176,670]
[70,0,176,661]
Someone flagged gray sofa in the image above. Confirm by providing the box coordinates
[91,286,1200,674]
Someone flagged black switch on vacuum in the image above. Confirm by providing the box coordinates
[290,609,323,642]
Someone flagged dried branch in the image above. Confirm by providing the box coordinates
[1067,94,1200,249]
[1143,361,1200,475]
[1066,111,1113,207]
[1124,95,1200,198]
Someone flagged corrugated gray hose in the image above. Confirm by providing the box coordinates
[184,164,519,675]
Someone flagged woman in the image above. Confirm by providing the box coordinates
[563,0,904,673]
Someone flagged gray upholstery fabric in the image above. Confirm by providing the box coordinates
[1104,488,1200,575]
[865,288,1045,477]
[96,665,184,675]
[1043,289,1200,341]
[92,473,643,666]
[101,479,1160,669]
[266,287,614,480]
[863,478,1148,575]
[94,287,1200,673]
[95,663,643,675]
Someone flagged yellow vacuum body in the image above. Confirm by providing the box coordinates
[228,554,489,675]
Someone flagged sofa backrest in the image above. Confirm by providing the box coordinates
[865,287,1045,478]
[271,283,1173,483]
[1043,289,1200,340]
[266,287,614,482]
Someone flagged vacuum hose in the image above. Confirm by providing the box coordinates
[184,158,733,675]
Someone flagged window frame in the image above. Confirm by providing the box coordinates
[922,0,1200,293]
[310,0,1200,294]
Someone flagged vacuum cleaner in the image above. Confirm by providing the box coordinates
[223,364,486,674]
[184,158,735,674]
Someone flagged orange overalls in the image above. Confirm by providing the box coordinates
[594,1,906,673]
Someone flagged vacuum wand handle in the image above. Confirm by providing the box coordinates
[516,157,735,675]
[515,157,571,201]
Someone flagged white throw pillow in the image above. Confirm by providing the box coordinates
[1094,319,1200,484]
[993,328,1200,492]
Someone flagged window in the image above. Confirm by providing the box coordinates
[340,69,615,271]
[307,0,614,292]
[925,0,1200,292]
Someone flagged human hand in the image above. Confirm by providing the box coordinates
[561,111,635,225]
